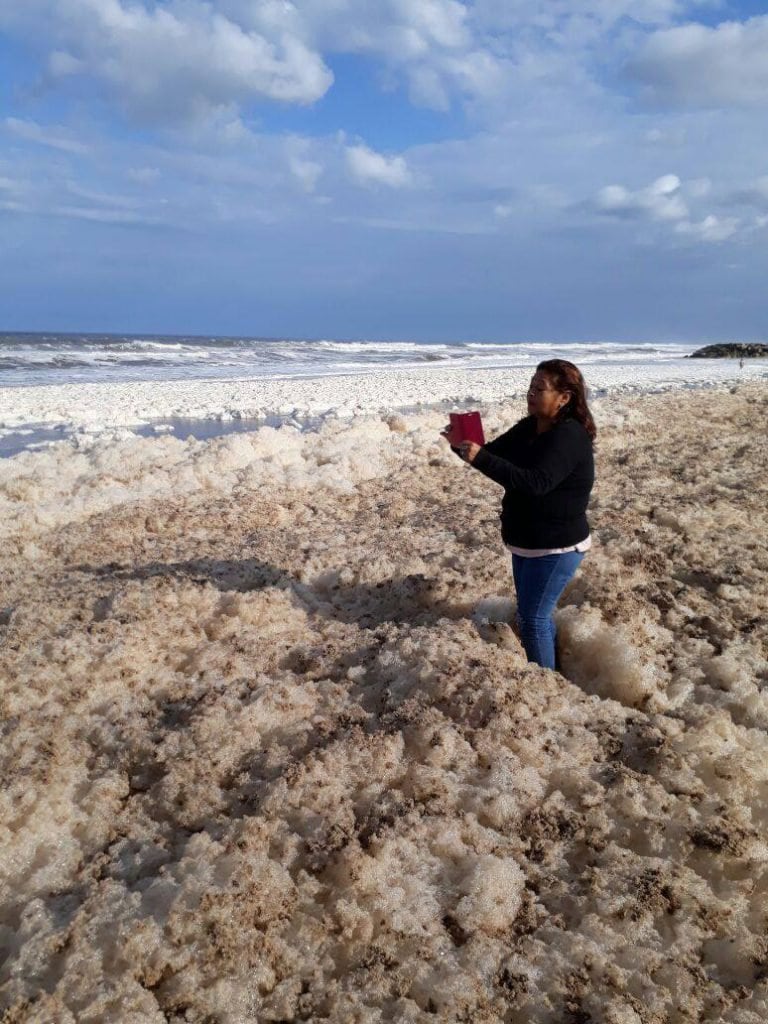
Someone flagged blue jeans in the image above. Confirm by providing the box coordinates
[512,551,584,669]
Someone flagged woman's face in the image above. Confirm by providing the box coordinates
[527,371,569,420]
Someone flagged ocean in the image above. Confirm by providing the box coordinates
[0,332,693,389]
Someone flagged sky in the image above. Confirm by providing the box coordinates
[1,0,768,342]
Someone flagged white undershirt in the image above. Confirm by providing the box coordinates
[506,535,592,558]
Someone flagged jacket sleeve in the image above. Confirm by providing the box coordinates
[471,421,586,496]
[483,419,528,456]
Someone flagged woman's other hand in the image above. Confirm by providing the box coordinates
[458,441,481,464]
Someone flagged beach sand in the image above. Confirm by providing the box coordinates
[1,384,767,1022]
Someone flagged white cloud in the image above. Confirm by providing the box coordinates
[4,117,90,154]
[65,182,142,209]
[408,64,452,109]
[735,176,768,209]
[346,144,414,188]
[596,173,688,222]
[0,0,739,140]
[298,0,511,112]
[686,177,711,199]
[47,50,83,76]
[628,16,768,107]
[299,0,472,57]
[471,0,690,35]
[7,0,334,125]
[2,4,766,249]
[0,199,29,214]
[442,49,510,100]
[675,214,739,242]
[0,0,541,125]
[52,204,162,225]
[392,0,470,51]
[0,0,488,125]
[595,173,744,243]
[643,125,688,147]
[290,157,323,194]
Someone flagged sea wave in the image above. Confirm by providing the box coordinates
[0,332,695,388]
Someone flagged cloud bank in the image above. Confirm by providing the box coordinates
[629,15,768,108]
[2,1,768,337]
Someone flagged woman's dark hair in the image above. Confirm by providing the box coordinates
[536,359,596,441]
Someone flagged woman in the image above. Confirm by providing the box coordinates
[448,359,596,670]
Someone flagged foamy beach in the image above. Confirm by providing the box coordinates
[1,366,767,1021]
[6,0,768,1013]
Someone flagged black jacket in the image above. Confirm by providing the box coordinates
[472,416,594,548]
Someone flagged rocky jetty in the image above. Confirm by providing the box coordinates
[689,342,768,358]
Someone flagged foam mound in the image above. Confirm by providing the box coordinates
[1,385,767,1022]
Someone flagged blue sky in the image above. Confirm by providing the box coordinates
[1,0,767,342]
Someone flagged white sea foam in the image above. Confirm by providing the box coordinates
[1,357,765,445]
[1,385,766,1021]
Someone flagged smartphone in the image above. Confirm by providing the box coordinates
[447,411,485,447]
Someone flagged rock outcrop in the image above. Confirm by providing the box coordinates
[689,342,768,358]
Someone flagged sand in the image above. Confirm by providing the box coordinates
[1,384,767,1023]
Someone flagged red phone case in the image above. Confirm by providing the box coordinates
[448,411,485,447]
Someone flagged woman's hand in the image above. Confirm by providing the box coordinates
[439,428,480,464]
[458,441,481,464]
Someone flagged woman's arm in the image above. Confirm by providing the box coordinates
[443,418,526,461]
[470,422,587,496]
[482,418,529,456]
